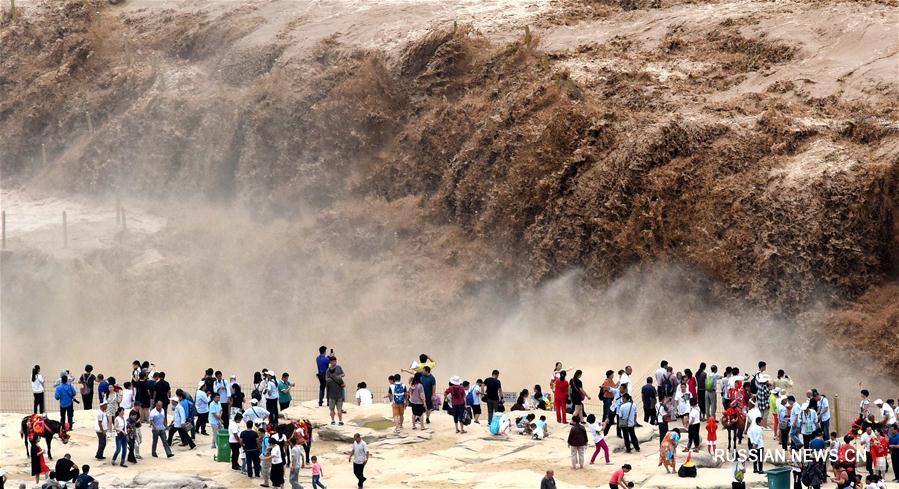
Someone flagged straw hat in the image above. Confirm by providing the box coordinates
[450,376,462,386]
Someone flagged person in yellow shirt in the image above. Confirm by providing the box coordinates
[403,354,436,374]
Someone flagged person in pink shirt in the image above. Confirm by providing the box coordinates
[310,456,326,489]
[609,464,632,489]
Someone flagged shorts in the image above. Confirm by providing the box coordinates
[327,398,343,410]
[451,404,465,423]
[392,403,406,417]
[411,404,425,416]
[471,404,481,415]
[425,398,434,411]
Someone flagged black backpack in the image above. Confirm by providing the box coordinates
[749,374,759,395]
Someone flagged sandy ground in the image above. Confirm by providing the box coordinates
[0,400,795,489]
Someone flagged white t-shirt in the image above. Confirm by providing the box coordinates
[290,445,305,469]
[228,422,242,444]
[881,406,895,425]
[470,386,481,405]
[32,374,45,393]
[352,440,368,464]
[96,410,109,432]
[114,416,126,435]
[270,444,283,465]
[355,388,373,406]
[654,368,667,386]
[265,380,279,400]
[120,389,134,410]
[747,407,762,428]
[619,373,631,388]
[689,405,701,426]
[588,421,605,444]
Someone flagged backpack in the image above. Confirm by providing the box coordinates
[705,374,715,391]
[465,388,476,406]
[391,384,406,404]
[462,407,472,426]
[749,374,759,395]
[661,375,674,397]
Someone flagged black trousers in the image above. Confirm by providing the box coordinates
[245,449,261,477]
[698,389,706,416]
[221,403,230,428]
[658,421,668,445]
[127,438,137,463]
[752,445,764,472]
[353,462,367,488]
[167,426,195,448]
[57,467,79,482]
[60,405,74,427]
[82,392,93,410]
[230,442,241,470]
[891,448,899,481]
[687,423,701,450]
[621,426,640,452]
[317,373,326,406]
[303,440,312,464]
[643,403,657,424]
[780,428,790,450]
[95,431,107,458]
[196,413,209,434]
[266,398,279,421]
[34,393,45,414]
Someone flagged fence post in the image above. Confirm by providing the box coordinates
[833,395,840,436]
[41,143,47,167]
[121,207,127,230]
[62,211,68,248]
[1,210,5,249]
[86,111,93,134]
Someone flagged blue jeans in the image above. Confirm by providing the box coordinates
[312,475,327,488]
[113,433,127,465]
[820,419,830,439]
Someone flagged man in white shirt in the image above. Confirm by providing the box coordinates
[243,399,270,425]
[619,366,632,393]
[213,371,231,428]
[265,374,280,422]
[167,397,196,449]
[349,433,369,488]
[95,401,108,460]
[148,400,173,458]
[228,413,243,472]
[747,415,765,474]
[355,383,373,407]
[884,399,897,426]
[687,398,702,452]
[655,361,669,389]
[814,391,831,438]
[617,394,640,453]
[288,438,306,489]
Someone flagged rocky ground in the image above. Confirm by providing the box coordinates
[1,400,795,488]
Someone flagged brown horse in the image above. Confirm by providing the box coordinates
[722,408,746,449]
[20,415,70,460]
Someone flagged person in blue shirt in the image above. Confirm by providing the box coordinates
[96,375,109,405]
[316,346,331,407]
[74,464,98,489]
[888,425,899,483]
[55,375,77,428]
[419,366,437,424]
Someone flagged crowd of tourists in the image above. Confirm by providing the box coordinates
[13,352,899,489]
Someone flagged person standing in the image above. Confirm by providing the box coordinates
[208,393,223,448]
[483,370,503,424]
[213,371,231,428]
[228,413,243,471]
[570,370,589,421]
[641,377,657,425]
[94,401,109,460]
[194,384,210,436]
[111,408,128,467]
[886,425,899,483]
[349,433,369,488]
[269,433,286,489]
[278,373,294,414]
[601,370,617,423]
[287,437,305,489]
[567,415,588,470]
[148,401,173,458]
[126,410,139,464]
[753,362,772,429]
[325,357,346,425]
[316,346,330,407]
[152,373,171,423]
[55,375,77,428]
[553,371,569,424]
[747,416,765,474]
[167,397,196,450]
[619,366,632,394]
[79,365,96,410]
[133,372,152,422]
[686,398,701,452]
[387,375,407,433]
[657,396,670,444]
[419,366,437,424]
[240,419,261,479]
[720,367,733,411]
[444,376,467,434]
[705,365,719,420]
[618,394,640,453]
[655,361,669,398]
[32,365,45,415]
[265,373,280,422]
[696,363,708,421]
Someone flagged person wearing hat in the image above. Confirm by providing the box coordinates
[444,376,468,434]
[243,398,271,426]
[167,397,196,450]
[94,400,109,460]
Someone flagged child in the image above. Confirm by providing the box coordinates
[586,414,610,465]
[706,416,718,453]
[260,432,273,487]
[532,415,549,440]
[311,456,327,489]
[355,382,373,406]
